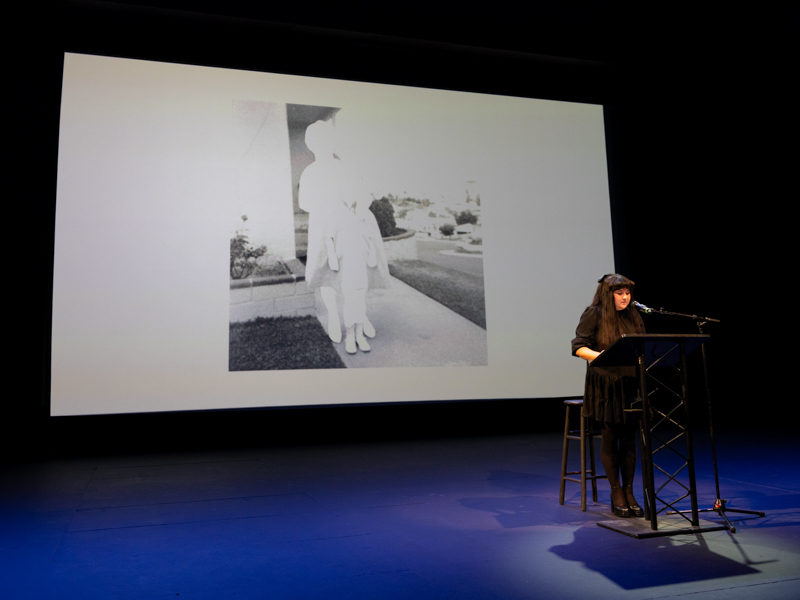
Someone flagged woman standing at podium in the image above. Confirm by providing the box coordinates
[572,273,646,518]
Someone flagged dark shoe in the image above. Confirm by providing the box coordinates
[625,486,644,517]
[612,503,632,518]
[611,486,632,518]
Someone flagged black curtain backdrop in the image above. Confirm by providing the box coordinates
[9,1,791,461]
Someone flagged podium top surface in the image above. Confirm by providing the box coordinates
[591,334,709,368]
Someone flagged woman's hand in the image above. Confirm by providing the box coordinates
[576,347,601,362]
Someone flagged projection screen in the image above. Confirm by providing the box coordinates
[51,52,616,416]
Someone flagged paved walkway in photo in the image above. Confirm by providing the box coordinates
[314,275,488,368]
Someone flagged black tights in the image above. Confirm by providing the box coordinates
[600,422,638,506]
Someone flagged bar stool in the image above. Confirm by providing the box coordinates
[560,399,607,510]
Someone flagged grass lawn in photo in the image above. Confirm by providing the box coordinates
[389,259,486,329]
[230,316,345,371]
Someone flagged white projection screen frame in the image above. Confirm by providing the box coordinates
[51,52,616,416]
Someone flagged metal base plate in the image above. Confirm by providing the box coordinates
[597,515,728,539]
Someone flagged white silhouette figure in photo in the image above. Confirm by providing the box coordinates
[299,117,390,353]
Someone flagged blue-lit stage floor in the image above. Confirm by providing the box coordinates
[1,430,798,599]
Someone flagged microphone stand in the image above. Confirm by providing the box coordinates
[635,304,765,533]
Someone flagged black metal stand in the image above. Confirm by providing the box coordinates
[592,334,728,538]
[641,308,766,533]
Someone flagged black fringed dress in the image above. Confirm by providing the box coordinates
[571,306,643,425]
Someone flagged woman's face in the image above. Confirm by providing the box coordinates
[613,288,631,311]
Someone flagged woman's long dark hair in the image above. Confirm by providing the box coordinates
[590,273,645,350]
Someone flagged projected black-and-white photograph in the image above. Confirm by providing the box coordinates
[228,103,488,371]
[52,52,615,415]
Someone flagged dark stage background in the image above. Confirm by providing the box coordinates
[8,1,792,461]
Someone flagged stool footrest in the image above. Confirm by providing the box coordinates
[565,470,606,478]
[560,399,604,511]
[564,475,606,484]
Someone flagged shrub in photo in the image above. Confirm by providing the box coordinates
[230,215,267,279]
[369,197,400,238]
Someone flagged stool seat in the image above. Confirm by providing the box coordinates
[560,399,607,510]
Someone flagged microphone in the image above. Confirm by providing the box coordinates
[633,301,654,314]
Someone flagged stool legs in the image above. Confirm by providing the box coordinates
[560,402,605,510]
[587,425,599,502]
[580,412,587,510]
[560,405,570,505]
